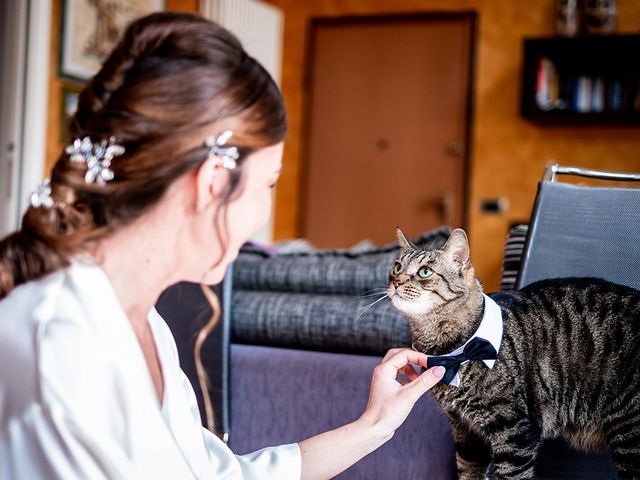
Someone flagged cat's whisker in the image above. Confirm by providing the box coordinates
[360,288,387,296]
[356,294,389,312]
[359,290,388,298]
[354,294,390,321]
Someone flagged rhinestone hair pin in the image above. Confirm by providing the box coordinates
[65,136,125,185]
[29,178,54,209]
[204,130,239,170]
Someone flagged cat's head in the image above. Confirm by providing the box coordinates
[387,227,482,324]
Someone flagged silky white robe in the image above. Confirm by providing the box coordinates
[0,260,301,479]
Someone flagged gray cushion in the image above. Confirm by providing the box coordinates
[233,227,451,296]
[230,227,451,353]
[231,291,411,355]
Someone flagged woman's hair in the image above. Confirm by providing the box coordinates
[0,12,286,435]
[0,12,286,298]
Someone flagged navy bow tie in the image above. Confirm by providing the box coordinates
[426,336,498,385]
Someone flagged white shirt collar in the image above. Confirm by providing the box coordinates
[430,294,503,387]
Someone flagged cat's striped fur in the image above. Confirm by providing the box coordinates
[388,228,640,480]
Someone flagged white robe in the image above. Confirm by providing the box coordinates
[0,259,301,479]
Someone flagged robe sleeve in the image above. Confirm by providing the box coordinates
[1,402,135,480]
[148,306,302,479]
[175,366,302,480]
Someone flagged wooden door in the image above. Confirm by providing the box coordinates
[303,15,473,248]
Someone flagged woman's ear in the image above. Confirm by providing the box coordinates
[194,157,229,212]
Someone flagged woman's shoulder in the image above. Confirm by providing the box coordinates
[0,267,71,428]
[0,262,101,354]
[0,262,120,427]
[0,267,68,371]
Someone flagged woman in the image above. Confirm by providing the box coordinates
[0,12,444,479]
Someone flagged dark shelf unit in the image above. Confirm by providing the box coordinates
[520,35,640,125]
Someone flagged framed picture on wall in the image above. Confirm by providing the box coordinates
[59,0,165,82]
[60,84,83,143]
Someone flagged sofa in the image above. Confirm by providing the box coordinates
[158,226,458,479]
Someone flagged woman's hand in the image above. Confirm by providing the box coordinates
[299,348,444,480]
[359,348,445,441]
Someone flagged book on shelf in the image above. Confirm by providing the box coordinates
[606,79,624,112]
[535,57,556,111]
[576,76,592,113]
[533,57,640,114]
[592,77,604,112]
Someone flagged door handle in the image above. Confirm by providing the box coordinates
[447,140,464,157]
[416,192,455,223]
[437,192,454,223]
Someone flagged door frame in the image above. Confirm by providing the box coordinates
[299,11,477,239]
[0,0,52,236]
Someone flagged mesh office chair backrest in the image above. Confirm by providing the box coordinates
[515,164,640,480]
[517,164,640,291]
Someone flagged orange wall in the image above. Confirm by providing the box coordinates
[45,1,640,289]
[266,0,640,290]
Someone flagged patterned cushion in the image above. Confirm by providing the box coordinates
[230,227,452,354]
[231,290,412,355]
[232,227,451,296]
[499,224,529,291]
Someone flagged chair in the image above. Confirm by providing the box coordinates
[516,163,640,479]
[517,163,640,291]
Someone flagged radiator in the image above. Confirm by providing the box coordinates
[200,0,283,85]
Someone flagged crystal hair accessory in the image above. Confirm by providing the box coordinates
[204,130,239,170]
[29,178,54,209]
[65,136,125,185]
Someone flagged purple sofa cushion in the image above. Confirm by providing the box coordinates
[229,344,456,479]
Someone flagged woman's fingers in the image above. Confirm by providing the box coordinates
[381,347,404,362]
[380,349,429,376]
[399,364,418,381]
[377,349,443,398]
[404,366,445,399]
[362,349,444,435]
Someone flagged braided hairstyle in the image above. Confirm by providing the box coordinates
[0,12,286,299]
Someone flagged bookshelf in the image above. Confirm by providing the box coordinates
[520,35,640,125]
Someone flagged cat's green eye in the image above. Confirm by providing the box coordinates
[392,262,403,276]
[418,266,433,279]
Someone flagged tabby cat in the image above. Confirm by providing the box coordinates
[388,228,640,480]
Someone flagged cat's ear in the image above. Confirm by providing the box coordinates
[442,228,470,268]
[396,227,417,251]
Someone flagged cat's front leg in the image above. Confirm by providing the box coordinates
[450,417,492,480]
[486,418,542,480]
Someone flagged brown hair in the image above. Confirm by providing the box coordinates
[0,12,286,435]
[0,11,285,298]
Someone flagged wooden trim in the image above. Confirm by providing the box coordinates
[310,10,478,27]
[461,12,478,232]
[21,0,52,212]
